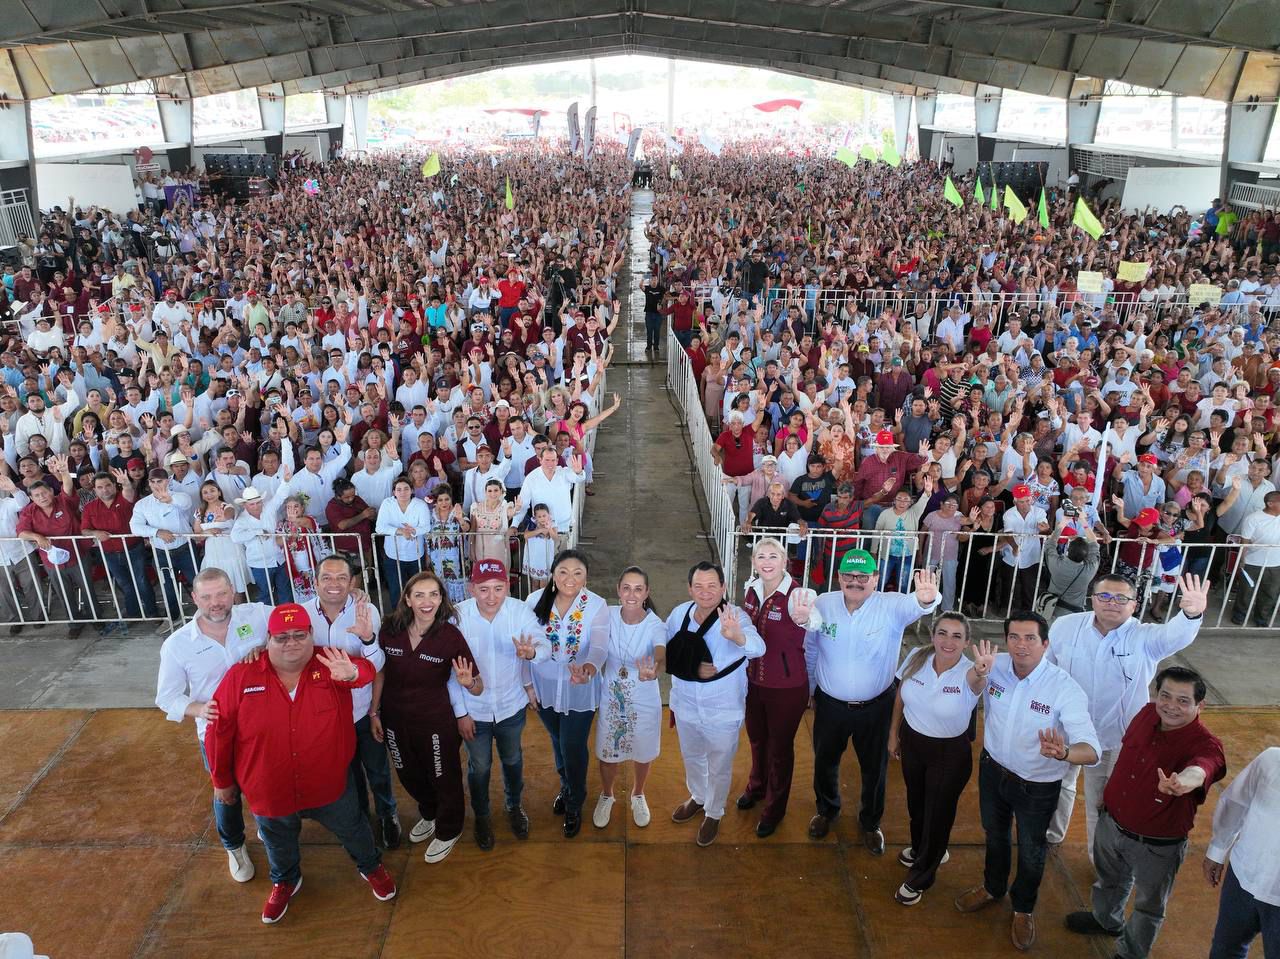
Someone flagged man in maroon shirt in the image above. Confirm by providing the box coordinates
[660,289,697,347]
[208,603,397,923]
[81,470,159,621]
[15,463,102,636]
[712,411,757,521]
[1065,666,1225,959]
[852,429,927,529]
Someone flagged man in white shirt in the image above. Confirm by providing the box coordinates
[229,479,294,604]
[129,468,197,620]
[1204,746,1280,958]
[1230,491,1280,627]
[792,552,940,854]
[154,567,270,883]
[999,485,1050,611]
[461,444,511,513]
[1045,573,1209,851]
[512,447,586,535]
[14,372,79,455]
[454,559,548,850]
[282,428,353,527]
[955,612,1100,951]
[0,479,36,632]
[305,555,400,850]
[350,445,401,509]
[503,417,537,496]
[665,560,766,848]
[151,288,191,333]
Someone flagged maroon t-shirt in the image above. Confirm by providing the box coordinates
[715,426,756,477]
[378,622,478,724]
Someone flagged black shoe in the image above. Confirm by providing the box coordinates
[552,792,567,815]
[1065,911,1122,937]
[507,805,530,840]
[8,624,21,635]
[379,814,402,850]
[474,815,495,851]
[755,820,778,839]
[563,811,582,838]
[808,814,833,839]
[68,623,85,639]
[736,792,759,811]
[862,827,886,856]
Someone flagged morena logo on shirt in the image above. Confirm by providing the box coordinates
[419,653,445,663]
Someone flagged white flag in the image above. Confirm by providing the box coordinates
[626,127,642,163]
[567,102,581,154]
[698,130,723,157]
[583,106,597,161]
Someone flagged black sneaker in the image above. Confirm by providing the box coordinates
[474,815,495,851]
[507,804,530,840]
[379,814,402,850]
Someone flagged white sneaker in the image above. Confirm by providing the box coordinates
[227,845,255,882]
[409,819,436,844]
[424,834,459,864]
[592,794,616,829]
[898,846,949,867]
[631,793,651,828]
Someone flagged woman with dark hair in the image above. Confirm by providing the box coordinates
[958,496,1003,616]
[592,565,665,829]
[886,613,979,906]
[372,569,482,866]
[526,548,610,838]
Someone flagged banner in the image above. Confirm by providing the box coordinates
[664,133,684,156]
[582,106,597,161]
[626,127,642,163]
[1076,271,1105,293]
[1117,260,1151,283]
[567,102,581,154]
[163,184,197,208]
[1188,283,1222,307]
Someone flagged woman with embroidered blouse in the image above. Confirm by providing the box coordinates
[525,548,610,839]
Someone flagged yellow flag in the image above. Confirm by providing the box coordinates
[1073,197,1104,240]
[835,146,857,167]
[421,153,440,178]
[504,176,514,210]
[1003,185,1028,224]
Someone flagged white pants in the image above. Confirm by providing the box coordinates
[675,714,742,820]
[1047,748,1117,859]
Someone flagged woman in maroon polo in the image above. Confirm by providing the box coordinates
[371,570,482,866]
[736,536,810,837]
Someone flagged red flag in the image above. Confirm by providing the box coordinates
[753,98,803,112]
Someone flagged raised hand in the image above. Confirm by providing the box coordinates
[971,639,997,677]
[316,646,359,682]
[1037,727,1068,761]
[1176,574,1211,618]
[636,655,658,681]
[512,633,538,661]
[452,656,476,689]
[351,600,374,641]
[912,567,940,605]
[787,586,818,627]
[719,605,746,646]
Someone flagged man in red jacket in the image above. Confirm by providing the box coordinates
[207,602,397,924]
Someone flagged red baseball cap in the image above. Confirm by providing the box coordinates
[471,558,507,584]
[873,429,896,447]
[1012,484,1032,499]
[164,288,177,297]
[1138,454,1159,465]
[96,303,110,314]
[267,602,312,635]
[1133,507,1161,527]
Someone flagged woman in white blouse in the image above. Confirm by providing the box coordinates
[525,549,610,839]
[375,476,431,607]
[593,566,665,830]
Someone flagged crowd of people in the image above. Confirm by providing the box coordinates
[649,148,1280,625]
[0,143,633,634]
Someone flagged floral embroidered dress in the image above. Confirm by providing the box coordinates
[277,515,321,602]
[524,588,610,715]
[596,606,665,764]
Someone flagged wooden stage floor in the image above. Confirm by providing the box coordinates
[0,706,1270,958]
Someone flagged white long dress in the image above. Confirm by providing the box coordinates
[595,607,665,764]
[198,509,250,593]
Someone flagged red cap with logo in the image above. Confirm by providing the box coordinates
[471,558,507,584]
[873,429,896,447]
[267,602,312,635]
[1138,454,1159,465]
[1133,507,1161,527]
[1011,484,1032,499]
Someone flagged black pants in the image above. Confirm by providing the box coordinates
[384,709,466,841]
[979,750,1062,913]
[812,685,893,830]
[900,721,972,892]
[1000,563,1040,614]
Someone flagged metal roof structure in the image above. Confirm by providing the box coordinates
[1,0,1277,103]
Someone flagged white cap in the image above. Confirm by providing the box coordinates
[170,424,189,438]
[234,487,264,505]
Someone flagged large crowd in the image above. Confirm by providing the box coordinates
[0,134,1276,958]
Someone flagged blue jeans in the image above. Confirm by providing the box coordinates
[1210,864,1280,959]
[249,564,293,605]
[103,544,159,618]
[154,545,198,620]
[255,771,380,885]
[200,737,246,851]
[978,750,1062,913]
[382,555,422,609]
[644,310,663,348]
[536,705,595,815]
[880,551,914,592]
[673,328,693,348]
[465,709,526,818]
[351,714,398,819]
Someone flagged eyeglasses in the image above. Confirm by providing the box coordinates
[839,572,873,585]
[1092,592,1136,605]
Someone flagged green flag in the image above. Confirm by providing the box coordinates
[835,146,857,167]
[990,180,999,211]
[944,176,964,207]
[504,176,514,211]
[974,177,985,205]
[859,144,879,163]
[1004,185,1028,224]
[881,137,901,168]
[1038,188,1050,229]
[1073,197,1104,240]
[421,153,440,178]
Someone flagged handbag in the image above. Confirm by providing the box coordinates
[665,605,746,683]
[1034,561,1087,620]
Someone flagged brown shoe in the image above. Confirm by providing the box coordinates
[954,884,998,913]
[1011,912,1036,951]
[695,816,720,847]
[808,814,833,839]
[671,797,704,824]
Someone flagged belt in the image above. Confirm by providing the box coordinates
[1106,810,1186,847]
[981,750,1049,791]
[818,683,894,709]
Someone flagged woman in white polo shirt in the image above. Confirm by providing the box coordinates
[887,612,980,906]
